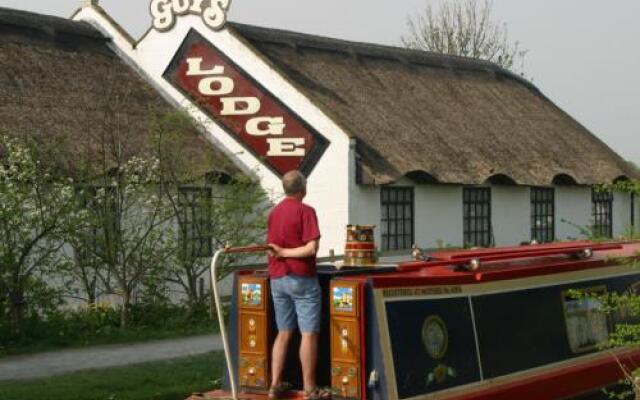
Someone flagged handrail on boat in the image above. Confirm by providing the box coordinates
[210,244,271,400]
[398,241,624,273]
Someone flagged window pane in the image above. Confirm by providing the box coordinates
[380,187,414,250]
[531,188,555,243]
[463,188,491,247]
[591,188,612,239]
[179,187,213,258]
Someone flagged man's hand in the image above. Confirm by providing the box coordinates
[268,243,283,258]
[268,240,319,259]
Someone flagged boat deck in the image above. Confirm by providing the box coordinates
[187,390,303,400]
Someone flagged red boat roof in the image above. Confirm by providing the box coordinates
[336,241,640,288]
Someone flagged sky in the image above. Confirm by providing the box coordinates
[2,0,638,164]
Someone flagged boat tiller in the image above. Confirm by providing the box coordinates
[210,244,271,400]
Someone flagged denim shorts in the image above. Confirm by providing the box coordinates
[271,275,321,333]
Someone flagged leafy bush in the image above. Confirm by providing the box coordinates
[0,301,217,356]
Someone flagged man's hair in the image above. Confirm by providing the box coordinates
[282,170,306,195]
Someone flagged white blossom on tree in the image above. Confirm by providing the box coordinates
[0,136,80,335]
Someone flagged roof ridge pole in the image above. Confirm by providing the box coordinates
[81,0,99,8]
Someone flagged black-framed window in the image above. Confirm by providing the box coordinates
[463,187,492,247]
[531,187,555,243]
[76,185,119,262]
[178,187,213,259]
[380,187,414,251]
[592,189,613,238]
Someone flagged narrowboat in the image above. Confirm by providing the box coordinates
[189,233,640,400]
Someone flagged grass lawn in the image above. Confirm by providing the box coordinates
[0,352,224,400]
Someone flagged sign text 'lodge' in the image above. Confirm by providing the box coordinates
[151,0,231,32]
[163,30,329,176]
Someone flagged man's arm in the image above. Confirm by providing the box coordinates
[269,240,319,259]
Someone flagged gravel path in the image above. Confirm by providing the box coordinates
[0,334,223,381]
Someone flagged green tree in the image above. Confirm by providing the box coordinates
[58,186,108,306]
[164,177,268,312]
[402,0,527,76]
[87,156,175,329]
[151,112,268,312]
[0,136,79,335]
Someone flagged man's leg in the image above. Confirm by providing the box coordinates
[300,332,319,391]
[271,276,296,390]
[271,330,294,387]
[292,276,322,392]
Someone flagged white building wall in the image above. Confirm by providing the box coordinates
[556,186,592,240]
[414,184,463,249]
[347,141,381,248]
[613,191,633,237]
[347,176,610,251]
[633,194,640,232]
[347,154,464,251]
[347,186,382,249]
[491,185,530,246]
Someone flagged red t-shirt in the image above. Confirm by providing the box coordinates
[267,197,321,278]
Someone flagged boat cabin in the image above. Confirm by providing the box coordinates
[191,239,640,400]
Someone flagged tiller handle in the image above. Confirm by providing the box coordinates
[210,245,270,400]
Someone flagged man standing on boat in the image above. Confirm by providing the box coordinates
[267,170,330,400]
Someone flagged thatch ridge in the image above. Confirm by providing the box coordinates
[229,22,536,94]
[229,22,637,186]
[0,6,105,40]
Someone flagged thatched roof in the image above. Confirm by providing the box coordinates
[230,23,637,186]
[0,7,238,181]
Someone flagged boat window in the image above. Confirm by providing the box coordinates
[531,187,555,243]
[380,186,414,250]
[562,287,609,353]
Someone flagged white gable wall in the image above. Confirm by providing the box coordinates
[73,7,352,256]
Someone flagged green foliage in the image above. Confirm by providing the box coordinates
[596,180,640,195]
[0,135,81,335]
[560,219,640,242]
[0,302,217,356]
[151,111,268,308]
[82,155,176,328]
[2,108,269,348]
[567,251,640,398]
[0,352,224,400]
